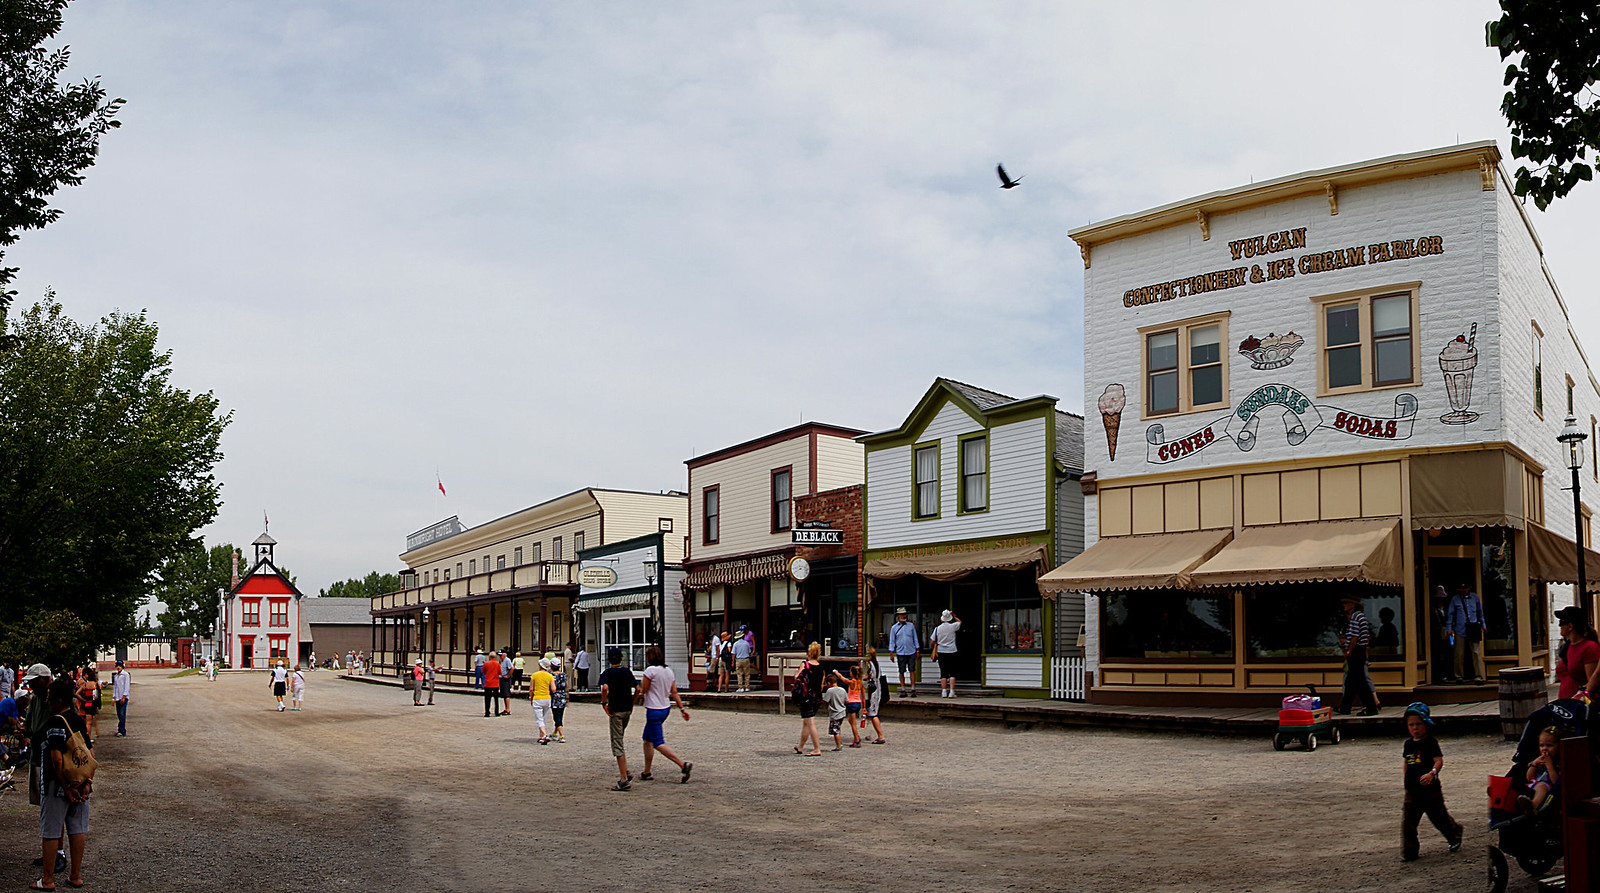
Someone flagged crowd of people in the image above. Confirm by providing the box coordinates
[0,659,129,890]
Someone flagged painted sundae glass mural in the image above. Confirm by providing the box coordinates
[1098,384,1125,460]
[1238,332,1305,370]
[1439,323,1479,425]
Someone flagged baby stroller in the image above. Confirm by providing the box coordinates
[1486,696,1589,893]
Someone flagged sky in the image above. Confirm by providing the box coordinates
[11,0,1599,599]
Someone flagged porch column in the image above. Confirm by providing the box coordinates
[1515,526,1534,669]
[512,596,520,654]
[490,602,497,652]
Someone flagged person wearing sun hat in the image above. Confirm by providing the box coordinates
[1555,604,1600,699]
[1400,702,1461,861]
[1335,596,1380,716]
[889,608,919,697]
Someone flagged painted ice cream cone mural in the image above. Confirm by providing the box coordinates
[1098,384,1126,460]
[1439,323,1479,425]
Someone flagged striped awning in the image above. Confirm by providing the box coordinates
[682,552,790,590]
[574,591,654,612]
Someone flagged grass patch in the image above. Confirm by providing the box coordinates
[167,667,199,678]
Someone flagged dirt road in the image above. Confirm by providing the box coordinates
[0,671,1544,891]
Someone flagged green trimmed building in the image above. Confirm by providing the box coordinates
[860,379,1085,697]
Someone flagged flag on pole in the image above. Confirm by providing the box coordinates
[264,510,269,533]
[437,475,446,497]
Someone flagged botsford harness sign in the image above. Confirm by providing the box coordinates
[1145,383,1417,464]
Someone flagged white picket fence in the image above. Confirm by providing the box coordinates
[1050,656,1086,701]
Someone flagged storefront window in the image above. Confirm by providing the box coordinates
[690,589,724,652]
[1533,583,1549,650]
[1245,584,1401,659]
[1480,530,1518,654]
[605,614,649,671]
[1102,590,1233,660]
[769,578,804,652]
[987,583,1043,653]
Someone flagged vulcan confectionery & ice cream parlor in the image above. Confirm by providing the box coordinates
[1043,142,1600,706]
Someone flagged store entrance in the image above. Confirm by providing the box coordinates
[945,582,984,681]
[1426,555,1476,683]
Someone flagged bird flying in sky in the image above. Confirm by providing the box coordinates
[996,163,1022,189]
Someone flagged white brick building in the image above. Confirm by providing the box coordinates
[1046,142,1597,706]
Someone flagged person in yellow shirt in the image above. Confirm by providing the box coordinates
[528,658,556,744]
[511,652,527,693]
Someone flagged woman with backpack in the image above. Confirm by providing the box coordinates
[792,642,826,757]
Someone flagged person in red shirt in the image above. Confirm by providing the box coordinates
[482,654,503,717]
[411,659,425,706]
[1555,605,1600,700]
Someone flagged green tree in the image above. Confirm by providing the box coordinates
[154,541,237,637]
[0,608,95,671]
[1487,2,1600,208]
[0,297,230,655]
[0,0,124,336]
[320,570,400,599]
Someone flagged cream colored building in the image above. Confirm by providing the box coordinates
[1047,142,1598,706]
[370,488,687,682]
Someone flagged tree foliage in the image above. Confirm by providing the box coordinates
[0,0,123,334]
[320,571,400,599]
[0,297,230,655]
[154,541,237,637]
[1488,2,1600,209]
[0,608,95,671]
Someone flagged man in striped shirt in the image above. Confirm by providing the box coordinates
[1335,596,1380,716]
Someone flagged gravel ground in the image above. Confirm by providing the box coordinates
[0,671,1552,892]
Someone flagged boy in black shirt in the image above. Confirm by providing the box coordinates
[1401,702,1461,862]
[598,648,637,791]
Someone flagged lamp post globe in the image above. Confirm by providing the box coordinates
[1557,416,1592,619]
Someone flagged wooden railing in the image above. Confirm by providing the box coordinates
[370,560,580,612]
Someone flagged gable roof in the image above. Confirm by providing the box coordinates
[857,378,1058,448]
[1055,410,1085,474]
[227,556,304,599]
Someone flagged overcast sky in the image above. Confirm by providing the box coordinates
[12,1,1596,598]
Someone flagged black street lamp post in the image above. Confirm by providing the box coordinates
[1558,416,1592,621]
[644,558,660,652]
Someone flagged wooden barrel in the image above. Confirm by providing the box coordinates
[1498,667,1548,740]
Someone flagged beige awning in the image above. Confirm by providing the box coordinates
[1525,523,1600,591]
[1189,518,1404,588]
[1037,529,1232,593]
[863,544,1048,583]
[1410,449,1524,530]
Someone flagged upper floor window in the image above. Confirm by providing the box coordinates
[455,562,462,579]
[242,600,261,627]
[514,547,523,566]
[1315,289,1417,395]
[469,559,476,575]
[269,600,288,628]
[531,542,542,563]
[1533,325,1544,417]
[1141,314,1228,417]
[497,554,507,570]
[771,468,792,532]
[960,434,988,513]
[574,531,585,553]
[703,487,720,544]
[1567,374,1575,416]
[914,443,940,519]
[443,569,450,581]
[553,537,563,561]
[432,569,439,583]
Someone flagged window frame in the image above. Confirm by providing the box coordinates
[553,537,563,561]
[1311,284,1421,398]
[531,542,542,564]
[912,441,941,521]
[469,558,476,576]
[1533,322,1544,419]
[241,598,261,627]
[957,432,989,515]
[1137,311,1231,419]
[513,547,522,567]
[268,598,289,628]
[702,485,720,545]
[574,531,585,554]
[496,554,506,571]
[771,466,793,533]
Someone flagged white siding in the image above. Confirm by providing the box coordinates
[985,656,1043,689]
[1054,476,1087,657]
[814,433,865,492]
[689,437,810,561]
[593,491,689,563]
[866,405,1049,550]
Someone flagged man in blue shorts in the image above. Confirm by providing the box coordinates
[889,608,920,698]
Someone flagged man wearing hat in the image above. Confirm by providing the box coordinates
[889,608,920,697]
[731,625,755,692]
[411,659,425,706]
[1336,596,1380,716]
[1446,581,1486,685]
[22,664,52,807]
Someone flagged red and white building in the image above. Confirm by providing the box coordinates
[218,533,306,669]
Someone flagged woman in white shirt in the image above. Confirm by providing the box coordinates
[290,665,306,711]
[635,646,693,783]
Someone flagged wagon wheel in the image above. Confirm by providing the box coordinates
[1329,725,1341,745]
[1515,853,1558,877]
[1305,733,1317,751]
[1487,845,1507,893]
[1272,734,1286,751]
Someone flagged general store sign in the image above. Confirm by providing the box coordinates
[578,566,618,588]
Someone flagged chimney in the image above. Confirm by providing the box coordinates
[231,549,240,587]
